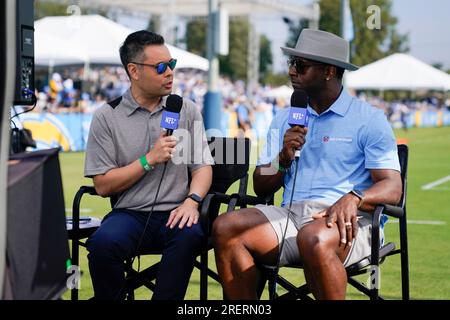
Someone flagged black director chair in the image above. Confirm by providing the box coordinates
[67,137,251,300]
[232,144,409,300]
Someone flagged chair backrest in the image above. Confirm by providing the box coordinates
[208,137,250,195]
[108,137,250,211]
[397,144,409,209]
[199,137,251,232]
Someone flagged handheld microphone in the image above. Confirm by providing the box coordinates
[288,90,309,158]
[161,94,183,136]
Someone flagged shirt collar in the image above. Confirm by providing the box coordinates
[307,88,353,117]
[122,89,167,116]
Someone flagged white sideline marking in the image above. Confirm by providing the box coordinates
[389,220,446,225]
[427,188,450,191]
[65,208,93,213]
[422,175,450,190]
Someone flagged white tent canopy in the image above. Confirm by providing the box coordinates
[346,53,450,91]
[35,33,86,66]
[265,85,293,100]
[34,15,209,71]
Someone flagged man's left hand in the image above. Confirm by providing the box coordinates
[166,200,200,229]
[312,194,360,248]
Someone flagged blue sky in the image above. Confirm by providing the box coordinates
[392,0,450,69]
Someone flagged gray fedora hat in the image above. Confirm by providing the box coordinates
[281,29,359,71]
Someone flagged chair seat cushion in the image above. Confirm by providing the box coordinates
[259,242,396,275]
[346,242,396,274]
[66,216,101,239]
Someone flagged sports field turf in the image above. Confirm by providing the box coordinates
[60,126,450,300]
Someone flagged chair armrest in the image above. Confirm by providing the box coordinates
[236,194,270,206]
[80,185,98,196]
[369,203,404,269]
[199,192,234,235]
[71,186,98,231]
[376,204,404,219]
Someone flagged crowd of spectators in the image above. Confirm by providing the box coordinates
[35,66,128,114]
[358,94,450,130]
[32,67,450,140]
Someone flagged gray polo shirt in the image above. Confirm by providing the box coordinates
[84,88,214,212]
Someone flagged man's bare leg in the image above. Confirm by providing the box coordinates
[297,218,352,300]
[212,208,279,299]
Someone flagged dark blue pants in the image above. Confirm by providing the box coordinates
[86,209,205,300]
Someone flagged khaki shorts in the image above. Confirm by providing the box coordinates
[255,200,379,267]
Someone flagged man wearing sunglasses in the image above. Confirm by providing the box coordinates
[84,30,213,300]
[213,29,402,300]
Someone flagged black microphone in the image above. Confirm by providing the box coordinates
[161,94,183,136]
[288,90,309,158]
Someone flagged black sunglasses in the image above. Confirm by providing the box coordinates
[287,57,324,74]
[131,58,177,75]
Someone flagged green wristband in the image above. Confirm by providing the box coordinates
[272,159,286,173]
[139,155,152,172]
[277,152,291,173]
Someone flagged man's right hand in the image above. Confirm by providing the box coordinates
[279,126,308,167]
[147,132,178,165]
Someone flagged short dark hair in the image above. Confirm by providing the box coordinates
[119,30,165,77]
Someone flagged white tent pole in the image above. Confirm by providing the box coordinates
[207,0,219,91]
[203,0,223,133]
[83,59,90,81]
[82,59,90,97]
[48,60,54,81]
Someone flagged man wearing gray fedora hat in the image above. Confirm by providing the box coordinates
[213,29,402,300]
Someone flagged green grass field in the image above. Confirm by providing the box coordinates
[60,126,450,300]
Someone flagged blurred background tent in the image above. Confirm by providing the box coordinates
[35,33,85,67]
[265,85,293,100]
[34,14,209,70]
[346,53,450,91]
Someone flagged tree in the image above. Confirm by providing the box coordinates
[318,0,341,38]
[35,0,107,20]
[185,19,207,57]
[35,1,74,19]
[386,28,409,56]
[259,34,273,79]
[286,0,409,67]
[261,72,289,87]
[219,18,249,80]
[431,63,450,75]
[346,0,409,66]
[185,18,249,80]
[146,15,160,33]
[185,18,272,81]
[284,17,309,50]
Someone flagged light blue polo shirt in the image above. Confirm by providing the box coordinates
[257,89,400,207]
